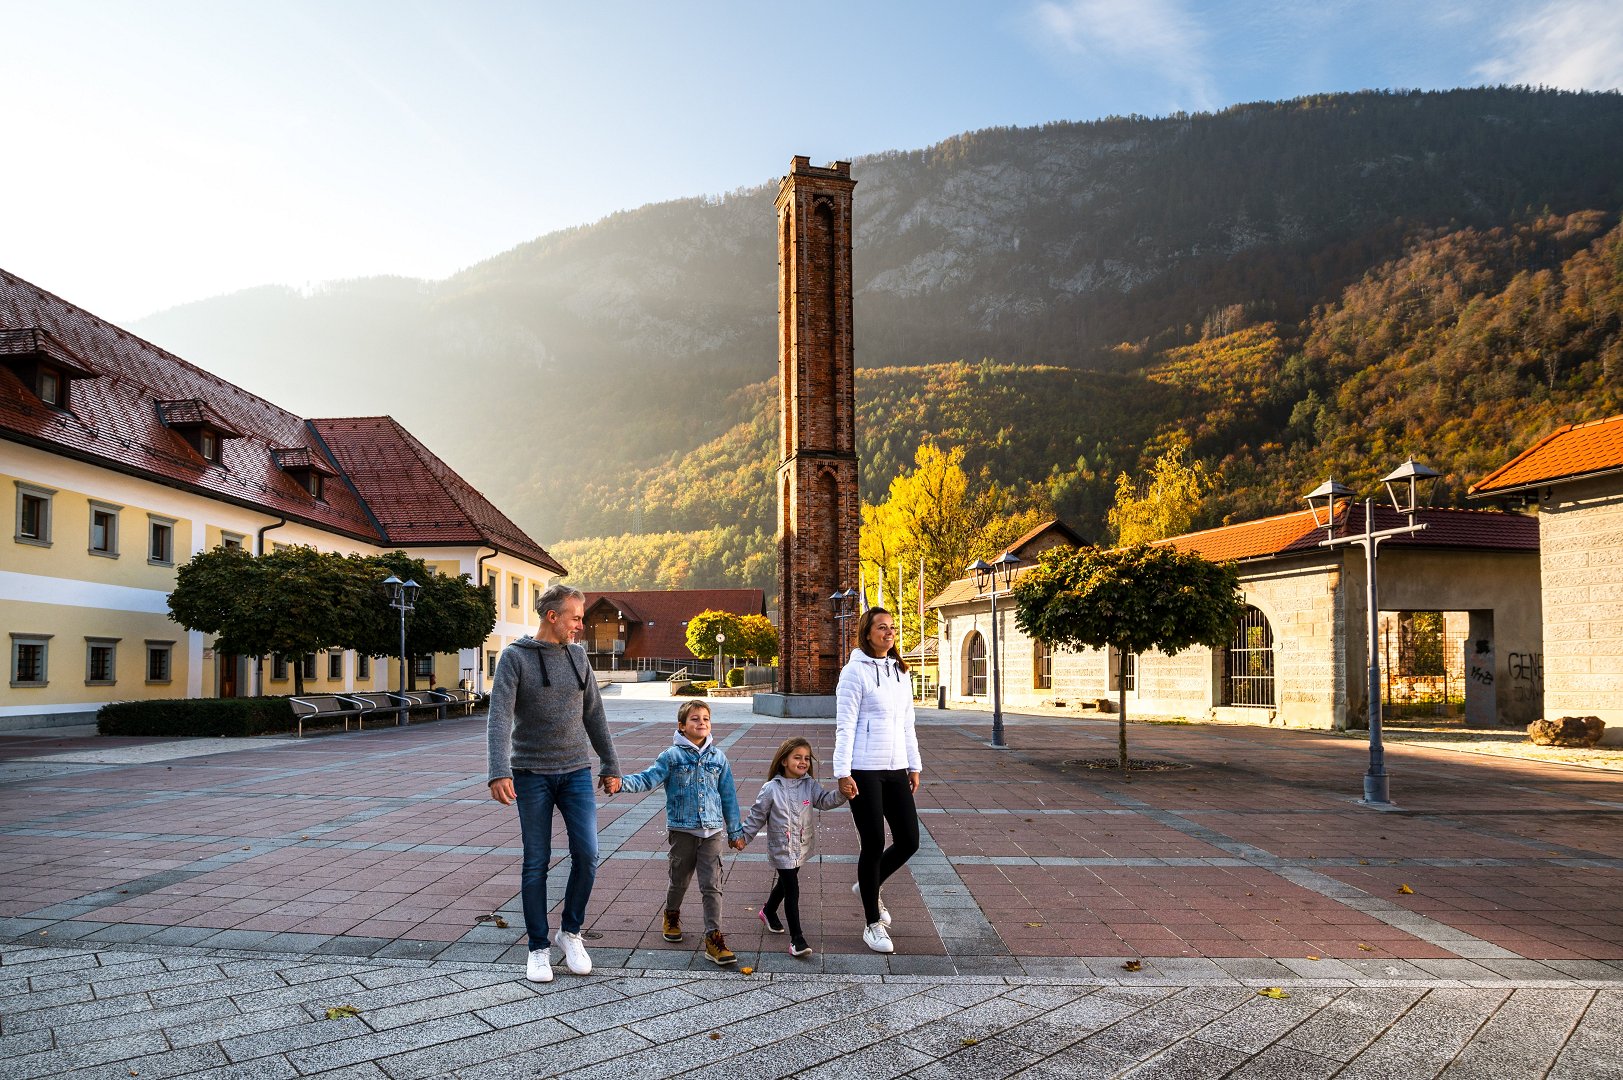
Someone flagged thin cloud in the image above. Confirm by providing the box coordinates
[1476,0,1623,90]
[1029,0,1217,109]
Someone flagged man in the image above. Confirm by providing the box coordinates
[488,584,621,983]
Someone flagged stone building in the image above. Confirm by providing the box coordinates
[932,508,1540,731]
[1471,414,1623,742]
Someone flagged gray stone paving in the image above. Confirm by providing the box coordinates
[1,941,1622,1078]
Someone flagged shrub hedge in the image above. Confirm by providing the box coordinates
[98,697,297,737]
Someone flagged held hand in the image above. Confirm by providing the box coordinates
[908,770,922,794]
[729,838,746,851]
[599,775,621,795]
[838,776,858,800]
[489,778,515,806]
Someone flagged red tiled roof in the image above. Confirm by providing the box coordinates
[928,505,1536,607]
[584,589,767,661]
[1470,414,1623,495]
[309,417,565,574]
[0,269,379,540]
[0,268,561,570]
[1000,518,1086,557]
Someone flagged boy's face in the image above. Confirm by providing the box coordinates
[679,708,711,743]
[784,746,812,778]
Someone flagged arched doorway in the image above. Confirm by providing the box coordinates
[1223,605,1275,707]
[963,631,987,697]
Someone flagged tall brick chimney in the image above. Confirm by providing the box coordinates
[774,156,859,697]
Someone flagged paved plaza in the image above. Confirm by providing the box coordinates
[1,690,1620,1077]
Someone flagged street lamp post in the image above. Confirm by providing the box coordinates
[830,588,858,666]
[967,552,1021,749]
[383,574,420,726]
[715,632,726,686]
[1303,459,1439,807]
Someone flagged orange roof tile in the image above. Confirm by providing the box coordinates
[1470,414,1623,495]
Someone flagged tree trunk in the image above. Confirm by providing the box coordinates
[1119,682,1130,781]
[294,665,305,696]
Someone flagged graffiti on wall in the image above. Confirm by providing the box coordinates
[1508,651,1544,703]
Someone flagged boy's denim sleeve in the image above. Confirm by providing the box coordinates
[720,758,744,840]
[619,750,671,794]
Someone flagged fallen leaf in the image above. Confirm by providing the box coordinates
[1122,960,1143,972]
[740,966,754,975]
[1358,859,1369,865]
[961,1038,980,1047]
[241,846,250,851]
[324,1005,361,1020]
[708,1032,721,1040]
[301,835,309,840]
[1305,955,1320,961]
[1397,884,1414,895]
[495,918,508,929]
[1357,943,1374,951]
[1025,922,1045,928]
[1257,987,1290,999]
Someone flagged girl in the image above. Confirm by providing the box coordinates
[734,737,846,957]
[832,606,921,954]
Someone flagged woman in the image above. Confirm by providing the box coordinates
[832,606,922,954]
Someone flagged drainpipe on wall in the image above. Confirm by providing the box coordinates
[476,548,497,695]
[251,517,287,697]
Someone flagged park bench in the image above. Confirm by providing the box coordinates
[288,694,375,737]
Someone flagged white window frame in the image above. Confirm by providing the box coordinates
[220,531,245,551]
[14,482,54,547]
[487,651,498,678]
[37,367,62,407]
[148,515,177,566]
[11,633,52,687]
[85,637,120,685]
[146,640,174,684]
[511,579,521,608]
[88,500,121,558]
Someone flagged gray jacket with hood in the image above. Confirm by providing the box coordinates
[739,774,847,869]
[486,637,619,782]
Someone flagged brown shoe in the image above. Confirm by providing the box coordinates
[662,909,682,942]
[704,930,737,966]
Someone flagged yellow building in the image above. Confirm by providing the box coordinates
[1,269,565,729]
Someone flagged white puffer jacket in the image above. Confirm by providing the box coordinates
[833,648,921,777]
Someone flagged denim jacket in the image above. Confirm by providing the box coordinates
[619,731,744,840]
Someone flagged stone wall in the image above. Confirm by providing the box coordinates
[1537,476,1623,736]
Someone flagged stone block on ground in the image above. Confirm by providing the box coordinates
[1527,716,1605,747]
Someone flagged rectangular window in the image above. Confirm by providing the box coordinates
[85,638,119,685]
[88,502,120,557]
[1034,638,1053,690]
[146,641,173,684]
[221,532,244,551]
[1109,646,1136,693]
[328,651,344,680]
[148,517,176,565]
[533,586,541,611]
[301,654,316,680]
[15,483,54,546]
[11,634,51,687]
[199,429,218,462]
[38,368,61,406]
[357,654,371,680]
[487,651,498,678]
[412,655,434,678]
[511,580,521,608]
[272,654,288,681]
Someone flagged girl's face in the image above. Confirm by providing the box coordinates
[866,614,897,654]
[680,709,711,743]
[783,747,812,778]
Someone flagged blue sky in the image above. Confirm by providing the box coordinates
[4,0,1620,321]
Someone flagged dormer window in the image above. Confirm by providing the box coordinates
[271,447,336,501]
[156,399,242,465]
[0,327,97,411]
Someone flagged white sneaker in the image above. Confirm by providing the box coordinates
[852,880,892,927]
[525,948,553,983]
[862,921,894,954]
[556,930,593,975]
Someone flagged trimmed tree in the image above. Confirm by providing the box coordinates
[1012,543,1244,777]
[685,609,742,678]
[340,553,496,689]
[736,613,780,665]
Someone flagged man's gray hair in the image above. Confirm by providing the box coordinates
[535,583,584,618]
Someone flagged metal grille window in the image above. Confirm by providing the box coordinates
[357,654,371,680]
[964,632,987,697]
[11,635,50,686]
[1033,638,1053,689]
[301,654,317,681]
[413,655,434,678]
[272,654,288,681]
[146,642,173,683]
[1223,605,1275,707]
[86,638,118,684]
[328,651,344,680]
[487,651,498,678]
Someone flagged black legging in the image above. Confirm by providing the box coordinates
[764,867,802,943]
[850,768,920,925]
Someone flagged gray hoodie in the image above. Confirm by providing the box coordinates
[486,637,619,782]
[739,774,846,869]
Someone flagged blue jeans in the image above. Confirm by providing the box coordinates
[513,767,599,951]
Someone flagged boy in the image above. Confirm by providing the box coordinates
[617,700,745,965]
